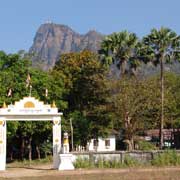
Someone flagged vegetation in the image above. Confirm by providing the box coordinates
[99,31,140,76]
[74,151,180,168]
[142,27,180,149]
[137,140,157,151]
[1,27,180,161]
[152,150,180,166]
[74,155,140,169]
[53,51,113,144]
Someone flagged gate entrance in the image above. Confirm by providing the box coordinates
[0,97,62,170]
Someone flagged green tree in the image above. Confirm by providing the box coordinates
[142,27,180,148]
[7,121,19,160]
[99,31,140,76]
[68,111,89,148]
[110,78,152,150]
[163,73,180,130]
[53,51,113,145]
[48,70,67,110]
[0,52,66,160]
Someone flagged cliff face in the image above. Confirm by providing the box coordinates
[29,23,103,69]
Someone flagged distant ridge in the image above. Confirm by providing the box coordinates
[29,23,104,70]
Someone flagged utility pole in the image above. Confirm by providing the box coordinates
[70,118,74,151]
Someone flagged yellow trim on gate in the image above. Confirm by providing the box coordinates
[24,101,35,108]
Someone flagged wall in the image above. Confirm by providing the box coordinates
[72,150,180,163]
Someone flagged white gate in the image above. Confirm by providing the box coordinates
[0,97,62,170]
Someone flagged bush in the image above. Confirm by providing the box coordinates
[137,140,157,151]
[96,158,122,168]
[74,151,180,168]
[96,158,104,168]
[40,141,52,158]
[74,158,94,168]
[123,155,140,167]
[109,159,122,168]
[151,150,180,166]
[74,156,140,168]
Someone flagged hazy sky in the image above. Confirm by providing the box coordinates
[0,0,179,53]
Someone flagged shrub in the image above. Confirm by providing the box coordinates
[151,150,180,166]
[74,157,94,168]
[74,156,140,168]
[109,159,122,168]
[40,141,52,158]
[137,140,157,151]
[96,158,122,168]
[123,155,140,167]
[96,158,104,168]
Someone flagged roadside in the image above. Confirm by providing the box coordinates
[1,164,180,180]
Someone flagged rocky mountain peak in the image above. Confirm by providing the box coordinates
[29,23,104,70]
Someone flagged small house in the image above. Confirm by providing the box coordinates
[87,135,116,152]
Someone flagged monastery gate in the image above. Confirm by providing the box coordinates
[0,97,62,170]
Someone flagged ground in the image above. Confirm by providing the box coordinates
[1,164,180,180]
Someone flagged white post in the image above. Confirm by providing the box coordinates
[53,117,61,169]
[0,119,6,171]
[59,132,74,170]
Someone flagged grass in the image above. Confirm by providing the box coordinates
[152,150,180,166]
[3,152,180,180]
[7,156,52,167]
[2,168,180,180]
[6,150,180,169]
[74,150,180,169]
[74,155,141,169]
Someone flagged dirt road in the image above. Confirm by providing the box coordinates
[1,164,180,180]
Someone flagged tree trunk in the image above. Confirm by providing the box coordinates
[44,152,47,159]
[28,136,32,162]
[120,60,127,77]
[160,57,164,149]
[70,118,74,151]
[9,144,13,161]
[124,138,134,151]
[124,112,134,151]
[20,137,25,160]
[36,145,41,160]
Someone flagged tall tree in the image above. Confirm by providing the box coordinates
[110,77,158,150]
[99,31,140,76]
[53,51,113,145]
[0,52,66,160]
[142,27,180,149]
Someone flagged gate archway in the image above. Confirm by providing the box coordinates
[0,97,62,170]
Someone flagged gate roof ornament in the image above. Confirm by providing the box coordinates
[0,97,62,121]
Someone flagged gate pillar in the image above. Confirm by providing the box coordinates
[52,117,61,169]
[0,119,6,170]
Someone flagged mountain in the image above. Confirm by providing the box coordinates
[29,23,104,70]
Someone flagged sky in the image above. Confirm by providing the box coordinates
[0,0,179,53]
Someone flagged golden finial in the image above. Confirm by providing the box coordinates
[3,102,7,108]
[51,100,56,108]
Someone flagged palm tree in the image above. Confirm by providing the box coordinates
[99,31,142,151]
[143,27,180,149]
[99,31,140,76]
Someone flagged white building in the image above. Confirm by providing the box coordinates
[87,135,116,152]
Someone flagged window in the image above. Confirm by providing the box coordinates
[105,139,110,147]
[93,139,98,147]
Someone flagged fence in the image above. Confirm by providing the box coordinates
[72,150,180,163]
